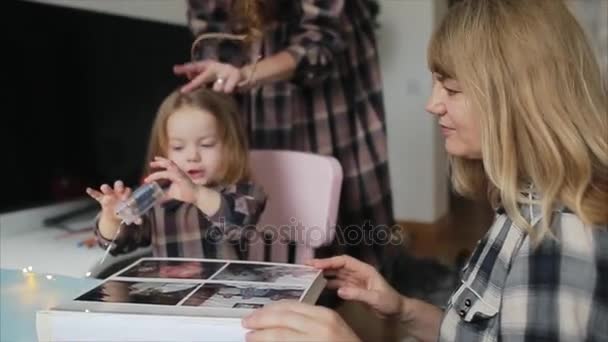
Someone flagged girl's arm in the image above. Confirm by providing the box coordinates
[94,212,153,256]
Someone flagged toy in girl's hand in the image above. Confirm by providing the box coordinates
[115,179,170,225]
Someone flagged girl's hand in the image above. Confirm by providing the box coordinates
[86,180,131,222]
[242,301,360,342]
[173,60,244,94]
[144,157,199,204]
[309,255,404,319]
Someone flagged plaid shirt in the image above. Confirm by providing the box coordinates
[440,205,608,341]
[95,182,266,260]
[188,0,394,262]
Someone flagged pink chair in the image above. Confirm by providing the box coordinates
[247,150,343,264]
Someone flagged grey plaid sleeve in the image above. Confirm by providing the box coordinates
[500,215,608,342]
[285,0,347,86]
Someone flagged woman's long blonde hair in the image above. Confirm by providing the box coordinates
[429,0,608,242]
[145,88,250,185]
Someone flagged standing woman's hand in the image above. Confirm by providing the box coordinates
[173,60,245,93]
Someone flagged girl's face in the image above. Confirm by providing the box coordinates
[166,106,224,186]
[425,73,482,159]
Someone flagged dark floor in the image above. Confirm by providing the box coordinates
[337,194,494,341]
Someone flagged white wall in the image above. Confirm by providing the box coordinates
[378,0,449,223]
[26,0,449,223]
[567,0,608,84]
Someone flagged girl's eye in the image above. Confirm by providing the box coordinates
[201,142,216,148]
[170,146,184,151]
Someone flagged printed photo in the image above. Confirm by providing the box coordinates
[181,283,304,308]
[76,280,199,306]
[211,263,318,286]
[117,259,226,280]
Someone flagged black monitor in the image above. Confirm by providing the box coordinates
[2,0,192,213]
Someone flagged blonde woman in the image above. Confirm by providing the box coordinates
[241,0,608,341]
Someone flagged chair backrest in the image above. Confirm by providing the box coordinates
[246,150,343,264]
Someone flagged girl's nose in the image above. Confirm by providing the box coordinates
[187,147,201,162]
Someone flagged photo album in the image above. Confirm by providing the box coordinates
[36,257,327,342]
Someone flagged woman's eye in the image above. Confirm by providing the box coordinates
[444,87,461,96]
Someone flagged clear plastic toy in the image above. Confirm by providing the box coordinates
[114,182,166,225]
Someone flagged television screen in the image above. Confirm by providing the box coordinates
[2,0,192,213]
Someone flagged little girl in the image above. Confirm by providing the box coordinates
[86,88,266,260]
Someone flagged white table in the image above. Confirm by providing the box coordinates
[0,199,149,278]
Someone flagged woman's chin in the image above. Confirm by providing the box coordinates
[445,141,481,160]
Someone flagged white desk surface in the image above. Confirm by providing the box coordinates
[0,199,149,278]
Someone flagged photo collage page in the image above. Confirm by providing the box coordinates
[76,259,320,310]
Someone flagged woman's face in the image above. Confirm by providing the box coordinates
[425,73,482,159]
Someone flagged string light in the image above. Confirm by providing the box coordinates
[46,275,53,280]
[85,272,92,277]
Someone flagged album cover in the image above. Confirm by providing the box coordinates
[37,257,327,342]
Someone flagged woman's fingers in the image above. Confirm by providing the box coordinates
[243,301,332,332]
[326,279,347,290]
[181,67,215,93]
[213,74,226,92]
[181,73,206,93]
[338,287,381,306]
[311,255,372,275]
[245,328,303,342]
[173,61,209,76]
[222,70,241,93]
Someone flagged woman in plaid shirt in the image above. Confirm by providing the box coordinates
[242,1,608,341]
[173,0,394,264]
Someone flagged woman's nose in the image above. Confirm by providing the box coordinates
[425,88,446,117]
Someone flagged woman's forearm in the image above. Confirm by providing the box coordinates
[240,51,297,88]
[400,297,443,342]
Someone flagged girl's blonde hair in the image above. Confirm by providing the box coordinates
[145,88,250,185]
[428,0,608,242]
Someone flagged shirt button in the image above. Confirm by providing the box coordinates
[459,309,466,317]
[464,299,472,307]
